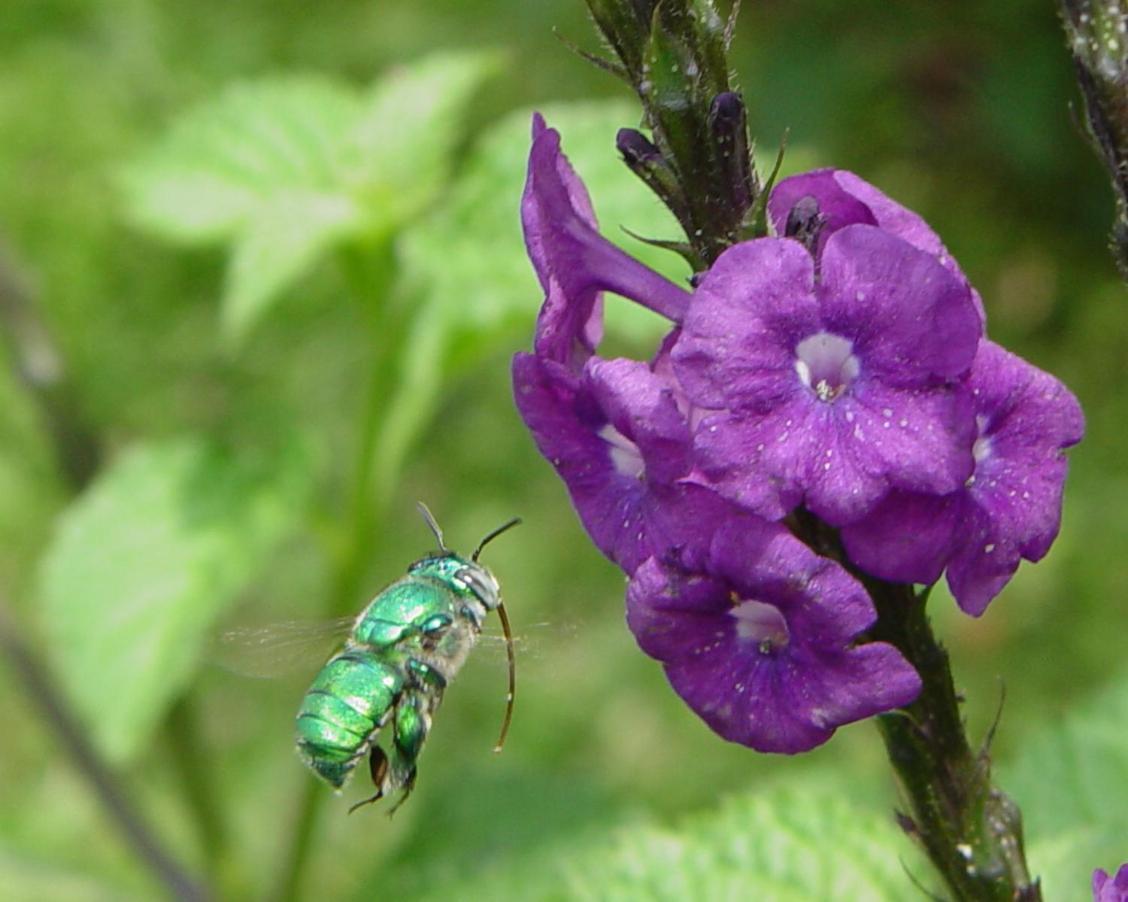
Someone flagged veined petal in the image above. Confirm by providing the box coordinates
[523,116,690,365]
[626,520,920,754]
[673,238,819,411]
[819,225,981,381]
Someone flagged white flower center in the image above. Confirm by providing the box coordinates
[972,415,993,464]
[730,598,790,655]
[794,331,859,403]
[597,424,645,479]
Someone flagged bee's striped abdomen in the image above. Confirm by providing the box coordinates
[295,650,404,789]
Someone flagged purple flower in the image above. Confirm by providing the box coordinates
[514,352,725,573]
[671,229,982,525]
[520,114,689,367]
[768,168,986,321]
[512,115,704,573]
[840,340,1084,615]
[627,514,921,752]
[1094,864,1128,902]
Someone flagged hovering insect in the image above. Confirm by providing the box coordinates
[295,503,520,813]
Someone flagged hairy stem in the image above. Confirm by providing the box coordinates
[865,581,1040,902]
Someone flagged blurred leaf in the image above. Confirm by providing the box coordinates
[38,437,312,763]
[222,190,363,340]
[400,99,691,356]
[1004,675,1128,899]
[343,49,503,225]
[0,845,144,902]
[394,779,927,901]
[122,52,497,343]
[122,76,362,244]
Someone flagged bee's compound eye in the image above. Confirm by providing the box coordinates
[420,614,452,636]
[457,566,496,603]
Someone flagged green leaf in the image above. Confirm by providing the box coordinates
[222,189,363,341]
[343,49,503,225]
[1003,676,1128,898]
[37,437,312,763]
[122,76,363,243]
[122,53,497,342]
[0,845,144,902]
[400,99,691,355]
[394,779,928,901]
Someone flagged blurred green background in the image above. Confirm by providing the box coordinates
[1,1,1125,900]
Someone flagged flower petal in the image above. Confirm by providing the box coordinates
[523,116,690,365]
[840,490,965,585]
[672,238,819,411]
[513,352,726,574]
[586,356,692,485]
[819,225,981,381]
[626,521,921,754]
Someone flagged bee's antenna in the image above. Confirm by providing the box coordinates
[493,600,516,753]
[470,514,521,752]
[473,516,521,562]
[416,501,447,552]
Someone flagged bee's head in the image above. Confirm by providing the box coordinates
[410,503,519,612]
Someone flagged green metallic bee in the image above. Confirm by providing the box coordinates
[295,503,520,813]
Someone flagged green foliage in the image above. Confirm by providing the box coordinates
[395,779,929,901]
[122,51,499,343]
[1006,675,1128,899]
[37,437,312,762]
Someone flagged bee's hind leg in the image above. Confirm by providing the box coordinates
[347,746,389,815]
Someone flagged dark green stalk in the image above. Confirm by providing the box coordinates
[580,6,1043,897]
[167,697,237,895]
[866,583,1039,901]
[584,0,761,264]
[1060,1,1128,278]
[793,510,1039,900]
[271,239,400,901]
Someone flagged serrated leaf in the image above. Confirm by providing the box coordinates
[122,76,362,243]
[398,779,928,902]
[400,100,691,352]
[343,49,503,224]
[1003,676,1128,898]
[38,437,312,763]
[123,54,498,343]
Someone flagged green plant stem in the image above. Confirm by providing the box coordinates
[271,239,423,901]
[2,241,209,899]
[0,597,208,902]
[167,696,238,895]
[864,580,1040,901]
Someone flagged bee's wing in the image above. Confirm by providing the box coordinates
[475,620,577,662]
[212,616,356,678]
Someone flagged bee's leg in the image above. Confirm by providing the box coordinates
[406,657,447,692]
[347,745,389,815]
[390,766,421,820]
[384,691,431,817]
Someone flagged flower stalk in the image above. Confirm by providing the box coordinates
[1061,1,1128,278]
[554,4,1059,899]
[583,0,759,264]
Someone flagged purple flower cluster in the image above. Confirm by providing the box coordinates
[1094,864,1128,902]
[512,117,1083,753]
